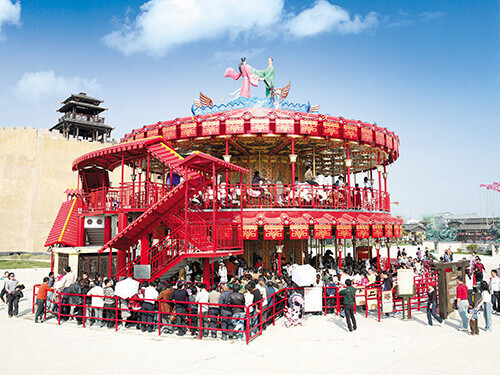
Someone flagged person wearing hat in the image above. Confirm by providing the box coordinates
[218,262,228,284]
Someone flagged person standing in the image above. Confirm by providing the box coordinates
[142,281,159,333]
[476,281,492,332]
[228,284,246,341]
[35,277,54,323]
[456,275,469,332]
[169,282,189,336]
[426,284,443,326]
[218,262,228,284]
[195,283,210,337]
[208,284,221,338]
[5,273,19,317]
[219,284,233,340]
[158,282,174,334]
[339,279,357,332]
[102,279,115,328]
[489,270,500,314]
[87,280,104,327]
[381,271,394,317]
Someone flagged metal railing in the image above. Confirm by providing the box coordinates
[193,184,390,212]
[32,272,437,344]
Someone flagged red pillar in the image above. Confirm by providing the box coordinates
[77,216,85,246]
[104,216,112,243]
[140,235,150,265]
[377,152,382,209]
[346,144,351,208]
[203,258,210,287]
[291,138,296,184]
[387,244,391,270]
[376,245,380,272]
[338,239,343,268]
[116,214,127,276]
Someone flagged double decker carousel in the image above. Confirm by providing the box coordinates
[120,92,402,271]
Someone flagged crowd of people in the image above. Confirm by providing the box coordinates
[5,245,497,339]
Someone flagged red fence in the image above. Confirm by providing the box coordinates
[32,272,437,344]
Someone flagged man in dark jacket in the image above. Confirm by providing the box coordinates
[228,284,246,340]
[169,282,189,336]
[339,279,357,332]
[67,279,84,325]
[219,284,233,340]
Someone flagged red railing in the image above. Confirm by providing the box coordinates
[32,272,437,344]
[83,183,390,213]
[194,184,390,212]
[83,182,172,212]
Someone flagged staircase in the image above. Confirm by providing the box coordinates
[98,140,246,281]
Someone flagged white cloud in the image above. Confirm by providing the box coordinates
[103,0,284,57]
[284,0,379,37]
[0,0,21,39]
[212,48,264,64]
[14,71,102,101]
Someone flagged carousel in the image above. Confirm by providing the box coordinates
[45,57,402,281]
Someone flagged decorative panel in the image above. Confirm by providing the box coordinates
[336,224,352,239]
[343,124,358,140]
[290,224,309,240]
[372,224,383,238]
[314,224,332,239]
[323,121,341,137]
[275,118,294,133]
[375,131,385,146]
[250,118,270,133]
[264,225,284,240]
[241,225,258,240]
[356,224,370,239]
[201,120,220,136]
[225,118,244,134]
[360,128,373,143]
[300,119,319,135]
[162,125,177,140]
[384,224,393,238]
[180,122,197,138]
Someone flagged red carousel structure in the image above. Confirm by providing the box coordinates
[45,62,403,282]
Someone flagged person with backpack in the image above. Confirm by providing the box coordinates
[339,279,357,332]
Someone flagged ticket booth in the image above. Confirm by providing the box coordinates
[430,260,470,319]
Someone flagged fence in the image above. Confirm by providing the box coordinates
[32,272,438,344]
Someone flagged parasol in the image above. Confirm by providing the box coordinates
[114,278,140,299]
[291,264,317,287]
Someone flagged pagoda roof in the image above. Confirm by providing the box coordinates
[58,101,107,113]
[62,92,102,105]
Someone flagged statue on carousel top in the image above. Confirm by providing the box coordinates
[224,57,260,98]
[250,57,275,99]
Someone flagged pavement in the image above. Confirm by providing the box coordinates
[1,261,499,375]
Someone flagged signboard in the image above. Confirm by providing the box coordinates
[366,288,378,310]
[356,246,372,260]
[397,269,415,296]
[381,291,393,313]
[445,271,460,314]
[355,287,366,306]
[133,265,151,280]
[304,287,323,312]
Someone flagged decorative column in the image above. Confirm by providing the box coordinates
[383,164,389,211]
[375,241,380,272]
[345,144,352,208]
[290,138,296,184]
[77,216,85,247]
[377,152,383,210]
[276,244,283,277]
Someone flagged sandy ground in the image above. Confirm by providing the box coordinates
[1,259,499,375]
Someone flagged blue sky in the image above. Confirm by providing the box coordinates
[0,0,498,219]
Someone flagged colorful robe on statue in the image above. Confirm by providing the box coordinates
[250,65,275,98]
[224,64,259,98]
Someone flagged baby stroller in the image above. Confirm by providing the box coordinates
[284,292,305,328]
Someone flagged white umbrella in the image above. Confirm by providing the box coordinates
[114,278,140,299]
[291,264,317,287]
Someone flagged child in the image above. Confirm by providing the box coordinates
[468,301,479,335]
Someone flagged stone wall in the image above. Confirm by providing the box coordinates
[0,127,117,253]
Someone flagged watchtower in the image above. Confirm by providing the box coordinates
[51,92,114,142]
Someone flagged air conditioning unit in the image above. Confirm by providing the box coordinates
[84,216,105,229]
